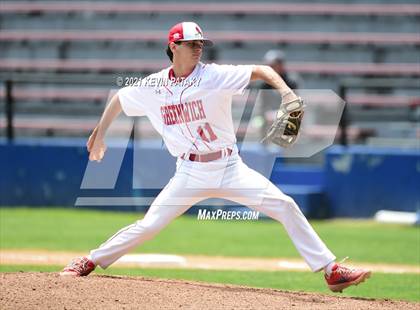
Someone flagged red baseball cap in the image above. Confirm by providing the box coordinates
[168,22,213,46]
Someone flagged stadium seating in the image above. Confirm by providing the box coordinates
[1,59,419,77]
[2,2,419,15]
[1,0,419,146]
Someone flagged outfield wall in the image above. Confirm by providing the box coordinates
[0,138,279,210]
[325,145,420,217]
[1,138,418,218]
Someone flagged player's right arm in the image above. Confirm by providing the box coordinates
[87,93,122,162]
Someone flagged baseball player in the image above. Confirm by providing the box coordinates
[60,22,370,293]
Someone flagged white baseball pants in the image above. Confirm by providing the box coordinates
[90,151,336,271]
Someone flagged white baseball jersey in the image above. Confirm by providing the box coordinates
[118,62,254,156]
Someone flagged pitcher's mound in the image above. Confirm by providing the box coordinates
[0,272,416,310]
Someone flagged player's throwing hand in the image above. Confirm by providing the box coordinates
[87,127,107,162]
[86,93,122,162]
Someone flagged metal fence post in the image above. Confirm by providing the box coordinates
[338,84,348,146]
[5,80,14,142]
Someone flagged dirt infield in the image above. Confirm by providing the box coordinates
[0,272,418,310]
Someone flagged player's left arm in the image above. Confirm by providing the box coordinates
[251,65,305,147]
[251,65,297,102]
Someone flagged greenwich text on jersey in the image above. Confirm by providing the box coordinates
[161,100,207,125]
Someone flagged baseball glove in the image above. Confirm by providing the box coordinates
[261,97,305,147]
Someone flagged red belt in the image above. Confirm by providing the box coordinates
[181,148,233,162]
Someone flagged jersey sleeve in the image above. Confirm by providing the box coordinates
[118,86,146,117]
[208,64,254,95]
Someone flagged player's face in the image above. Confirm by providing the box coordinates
[174,40,204,64]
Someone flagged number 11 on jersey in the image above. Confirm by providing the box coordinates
[197,122,217,143]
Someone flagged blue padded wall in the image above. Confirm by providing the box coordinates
[325,145,420,217]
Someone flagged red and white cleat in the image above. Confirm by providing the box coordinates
[59,256,96,277]
[325,263,371,293]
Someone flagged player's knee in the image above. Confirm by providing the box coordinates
[274,195,298,210]
[261,195,301,220]
[284,197,303,214]
[288,197,298,208]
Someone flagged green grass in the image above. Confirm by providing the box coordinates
[1,265,419,302]
[1,207,419,265]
